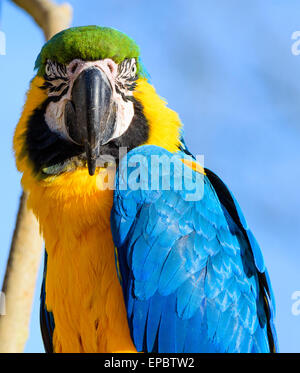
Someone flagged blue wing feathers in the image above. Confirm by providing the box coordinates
[146,293,165,350]
[40,251,55,353]
[111,145,277,352]
[246,229,265,273]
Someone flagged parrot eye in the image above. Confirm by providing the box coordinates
[44,60,67,79]
[129,58,137,77]
[131,63,137,76]
[45,62,52,76]
[116,58,138,94]
[42,60,69,99]
[118,58,137,80]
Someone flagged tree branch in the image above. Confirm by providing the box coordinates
[0,193,43,352]
[0,0,72,352]
[12,0,72,40]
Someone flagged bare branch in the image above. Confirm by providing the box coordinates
[12,0,72,40]
[0,0,72,352]
[0,193,43,352]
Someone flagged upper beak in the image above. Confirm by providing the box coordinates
[65,67,116,175]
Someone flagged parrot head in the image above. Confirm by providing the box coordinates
[14,26,182,193]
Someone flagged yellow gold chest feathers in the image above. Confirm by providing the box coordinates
[13,75,182,352]
[29,169,136,352]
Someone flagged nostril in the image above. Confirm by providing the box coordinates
[107,62,114,74]
[70,62,79,74]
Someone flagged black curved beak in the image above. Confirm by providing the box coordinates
[65,67,116,175]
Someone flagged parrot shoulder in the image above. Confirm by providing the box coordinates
[111,145,277,352]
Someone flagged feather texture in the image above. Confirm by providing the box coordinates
[111,145,277,353]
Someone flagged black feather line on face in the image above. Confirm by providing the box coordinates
[25,97,83,175]
[49,82,68,93]
[98,97,149,160]
[24,96,149,176]
[42,76,69,82]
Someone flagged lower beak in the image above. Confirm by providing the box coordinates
[65,67,116,175]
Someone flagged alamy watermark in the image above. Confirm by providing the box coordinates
[93,147,205,202]
[291,291,300,316]
[291,31,300,55]
[0,31,6,55]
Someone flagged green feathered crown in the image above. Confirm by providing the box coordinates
[35,25,147,78]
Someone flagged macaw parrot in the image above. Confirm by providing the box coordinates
[13,26,277,353]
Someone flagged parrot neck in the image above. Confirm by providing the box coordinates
[27,169,136,352]
[133,78,183,152]
[13,76,183,352]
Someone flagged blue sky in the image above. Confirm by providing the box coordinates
[0,0,300,353]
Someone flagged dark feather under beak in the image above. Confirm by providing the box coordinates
[65,67,116,175]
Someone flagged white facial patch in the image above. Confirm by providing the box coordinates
[112,96,134,140]
[45,97,71,141]
[43,58,136,144]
